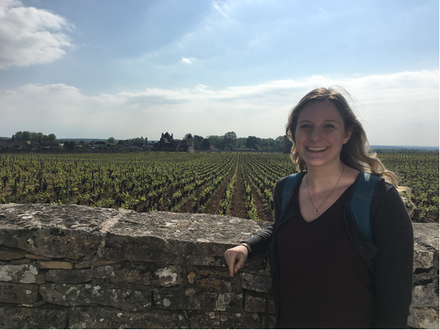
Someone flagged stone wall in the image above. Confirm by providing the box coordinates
[0,204,437,329]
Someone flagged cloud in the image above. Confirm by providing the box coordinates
[0,0,73,69]
[180,57,192,64]
[0,70,437,145]
[211,1,231,19]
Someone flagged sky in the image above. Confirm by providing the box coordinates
[0,0,438,146]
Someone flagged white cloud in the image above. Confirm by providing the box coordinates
[211,1,231,19]
[0,0,73,69]
[180,57,192,64]
[0,70,437,145]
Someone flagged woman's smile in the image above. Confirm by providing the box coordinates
[306,147,328,152]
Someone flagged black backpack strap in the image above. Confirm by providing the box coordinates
[281,173,303,216]
[350,172,380,241]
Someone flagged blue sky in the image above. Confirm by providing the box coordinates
[0,0,438,146]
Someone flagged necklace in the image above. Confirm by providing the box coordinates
[306,165,345,215]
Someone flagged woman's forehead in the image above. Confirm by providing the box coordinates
[297,100,343,122]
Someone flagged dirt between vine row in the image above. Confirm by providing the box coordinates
[176,159,274,223]
[202,168,235,215]
[240,167,274,223]
[228,165,248,219]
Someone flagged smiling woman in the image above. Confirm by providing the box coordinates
[224,87,414,329]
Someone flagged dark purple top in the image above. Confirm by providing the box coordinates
[277,183,375,329]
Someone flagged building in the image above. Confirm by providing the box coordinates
[153,132,194,152]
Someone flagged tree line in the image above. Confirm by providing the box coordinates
[12,131,57,143]
[3,130,286,152]
[186,132,285,152]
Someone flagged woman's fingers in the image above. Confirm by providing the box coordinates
[224,245,248,277]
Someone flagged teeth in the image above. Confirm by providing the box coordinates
[308,147,327,151]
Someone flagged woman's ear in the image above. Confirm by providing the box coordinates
[343,127,353,144]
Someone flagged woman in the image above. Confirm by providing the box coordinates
[224,87,414,329]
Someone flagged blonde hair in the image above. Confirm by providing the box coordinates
[286,87,399,186]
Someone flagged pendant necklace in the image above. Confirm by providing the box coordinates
[306,165,345,215]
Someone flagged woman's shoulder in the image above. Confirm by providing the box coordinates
[274,172,306,192]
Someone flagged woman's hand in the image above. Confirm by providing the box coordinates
[224,244,249,277]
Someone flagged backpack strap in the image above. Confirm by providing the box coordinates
[281,173,303,216]
[350,172,380,241]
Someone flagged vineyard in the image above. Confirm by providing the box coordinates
[0,152,438,222]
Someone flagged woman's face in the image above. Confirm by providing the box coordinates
[294,100,352,169]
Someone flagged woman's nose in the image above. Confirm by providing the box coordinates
[309,127,322,141]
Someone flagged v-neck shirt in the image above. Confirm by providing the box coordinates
[277,180,375,329]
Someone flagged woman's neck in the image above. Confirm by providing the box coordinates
[305,162,346,190]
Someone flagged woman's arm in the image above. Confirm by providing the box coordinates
[224,177,285,275]
[371,182,414,328]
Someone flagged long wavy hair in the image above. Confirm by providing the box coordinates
[285,87,400,187]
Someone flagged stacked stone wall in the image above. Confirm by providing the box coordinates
[0,204,437,328]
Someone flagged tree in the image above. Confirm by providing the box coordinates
[108,137,116,144]
[194,135,204,144]
[14,131,23,142]
[246,136,258,149]
[47,134,56,142]
[35,132,44,143]
[64,141,76,150]
[223,131,237,148]
[201,138,211,150]
[21,131,31,141]
[207,135,222,149]
[193,135,204,150]
[236,137,247,148]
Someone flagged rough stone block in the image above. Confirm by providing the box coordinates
[25,254,52,260]
[101,234,171,263]
[240,271,272,293]
[244,291,275,314]
[242,253,269,270]
[0,307,67,328]
[10,258,31,265]
[0,204,116,261]
[0,264,44,284]
[0,246,27,260]
[46,269,93,284]
[413,223,439,270]
[219,311,261,329]
[189,310,261,329]
[0,282,39,304]
[407,307,439,329]
[189,310,222,328]
[40,283,152,311]
[38,260,73,269]
[187,254,228,267]
[411,282,439,308]
[68,307,190,329]
[92,262,183,287]
[193,269,241,293]
[153,287,242,312]
[74,260,121,269]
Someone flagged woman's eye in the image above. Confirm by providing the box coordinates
[299,124,311,129]
[324,124,335,129]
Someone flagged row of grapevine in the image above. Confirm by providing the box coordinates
[0,152,437,222]
[0,152,235,213]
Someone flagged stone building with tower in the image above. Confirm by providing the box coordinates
[153,132,194,152]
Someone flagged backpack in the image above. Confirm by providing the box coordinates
[280,172,380,241]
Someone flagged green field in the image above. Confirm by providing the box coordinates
[0,152,437,222]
